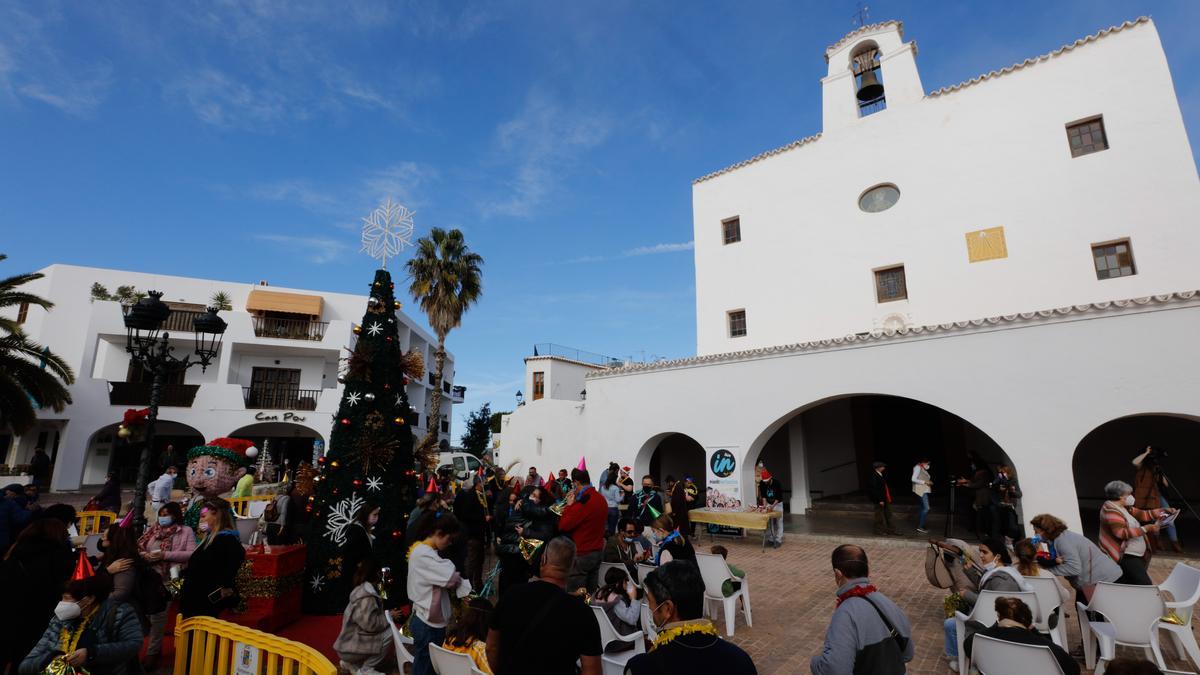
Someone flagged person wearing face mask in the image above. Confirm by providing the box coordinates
[407,511,471,675]
[811,544,912,675]
[340,503,381,609]
[19,574,143,675]
[651,514,695,566]
[179,498,244,619]
[911,458,933,534]
[1100,480,1173,585]
[485,537,601,675]
[627,560,755,675]
[634,475,664,532]
[941,538,1028,671]
[0,519,73,674]
[603,517,653,577]
[136,501,195,670]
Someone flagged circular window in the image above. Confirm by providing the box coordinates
[858,184,900,213]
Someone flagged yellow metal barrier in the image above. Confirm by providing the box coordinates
[173,616,335,675]
[78,510,118,535]
[228,495,275,517]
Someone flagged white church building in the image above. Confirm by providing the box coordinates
[499,17,1200,532]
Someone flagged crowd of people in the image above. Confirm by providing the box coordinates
[1,444,1191,675]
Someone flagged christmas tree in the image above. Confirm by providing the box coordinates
[303,268,421,613]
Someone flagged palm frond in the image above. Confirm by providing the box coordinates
[0,334,76,384]
[0,372,38,434]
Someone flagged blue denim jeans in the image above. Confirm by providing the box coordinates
[411,614,445,675]
[918,493,930,530]
[944,617,957,657]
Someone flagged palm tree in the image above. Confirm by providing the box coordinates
[210,291,233,311]
[0,255,75,434]
[405,228,482,460]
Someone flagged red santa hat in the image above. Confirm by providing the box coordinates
[188,437,259,467]
[760,469,772,480]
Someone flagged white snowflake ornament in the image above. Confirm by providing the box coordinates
[366,476,384,492]
[323,494,364,546]
[309,574,325,592]
[366,322,383,336]
[361,198,414,269]
[346,392,361,407]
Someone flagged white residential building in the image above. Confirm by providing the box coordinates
[1,264,462,491]
[500,18,1200,532]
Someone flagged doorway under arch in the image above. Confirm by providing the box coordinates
[745,394,1019,539]
[229,422,326,478]
[639,433,706,499]
[1071,414,1200,549]
[82,420,203,486]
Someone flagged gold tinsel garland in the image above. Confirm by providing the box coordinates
[234,560,306,600]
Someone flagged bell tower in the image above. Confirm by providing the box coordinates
[822,21,923,132]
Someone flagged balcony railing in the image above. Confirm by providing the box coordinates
[451,385,466,399]
[252,316,328,341]
[108,382,200,407]
[243,386,320,411]
[163,310,205,334]
[531,343,622,368]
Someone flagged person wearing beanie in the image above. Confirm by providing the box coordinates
[758,468,784,548]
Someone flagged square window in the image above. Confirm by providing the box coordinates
[1092,240,1135,280]
[722,217,741,245]
[1066,116,1108,158]
[875,266,907,303]
[532,371,545,401]
[728,310,747,338]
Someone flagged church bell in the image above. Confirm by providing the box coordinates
[856,68,884,103]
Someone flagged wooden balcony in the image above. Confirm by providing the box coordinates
[108,382,200,407]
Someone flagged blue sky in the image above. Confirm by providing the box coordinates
[3,1,1198,432]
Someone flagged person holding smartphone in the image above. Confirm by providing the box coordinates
[179,498,245,619]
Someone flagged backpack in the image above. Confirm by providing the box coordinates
[130,565,170,632]
[850,595,908,675]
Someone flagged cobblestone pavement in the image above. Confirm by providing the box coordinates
[714,533,1200,674]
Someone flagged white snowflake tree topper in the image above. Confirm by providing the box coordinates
[323,494,365,546]
[361,198,415,269]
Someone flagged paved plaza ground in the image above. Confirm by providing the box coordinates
[717,530,1200,674]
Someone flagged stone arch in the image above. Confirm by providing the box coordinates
[740,392,1019,535]
[1071,412,1200,545]
[228,421,326,472]
[81,419,204,486]
[633,431,706,497]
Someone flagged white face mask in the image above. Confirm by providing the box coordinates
[54,601,82,621]
[198,522,211,533]
[648,600,669,631]
[982,560,997,572]
[1124,495,1136,507]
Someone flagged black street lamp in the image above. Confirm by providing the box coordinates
[515,390,524,407]
[123,291,226,530]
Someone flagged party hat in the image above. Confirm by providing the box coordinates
[577,456,587,472]
[72,549,95,580]
[647,503,662,519]
[426,476,439,493]
[118,509,135,528]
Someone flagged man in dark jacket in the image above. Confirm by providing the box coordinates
[453,476,489,588]
[812,544,913,674]
[867,462,901,536]
[0,484,33,554]
[633,475,664,531]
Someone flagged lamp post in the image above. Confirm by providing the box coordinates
[123,291,226,530]
[515,390,524,407]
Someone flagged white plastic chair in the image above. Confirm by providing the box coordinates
[694,552,752,637]
[954,590,1042,675]
[383,609,415,669]
[640,600,658,642]
[429,643,487,675]
[1076,582,1167,674]
[246,500,268,518]
[1022,575,1069,648]
[635,563,656,585]
[1158,562,1200,669]
[970,634,1066,675]
[83,533,102,558]
[234,516,258,544]
[599,562,638,588]
[590,605,645,675]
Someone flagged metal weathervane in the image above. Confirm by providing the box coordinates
[361,198,415,269]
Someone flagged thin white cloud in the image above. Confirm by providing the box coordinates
[482,88,611,217]
[253,234,351,264]
[558,240,694,264]
[169,69,288,128]
[623,241,694,256]
[0,6,114,116]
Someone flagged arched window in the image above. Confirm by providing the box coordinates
[850,42,886,117]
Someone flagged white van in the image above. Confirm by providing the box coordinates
[437,452,484,480]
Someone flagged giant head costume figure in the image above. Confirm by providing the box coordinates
[183,437,258,528]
